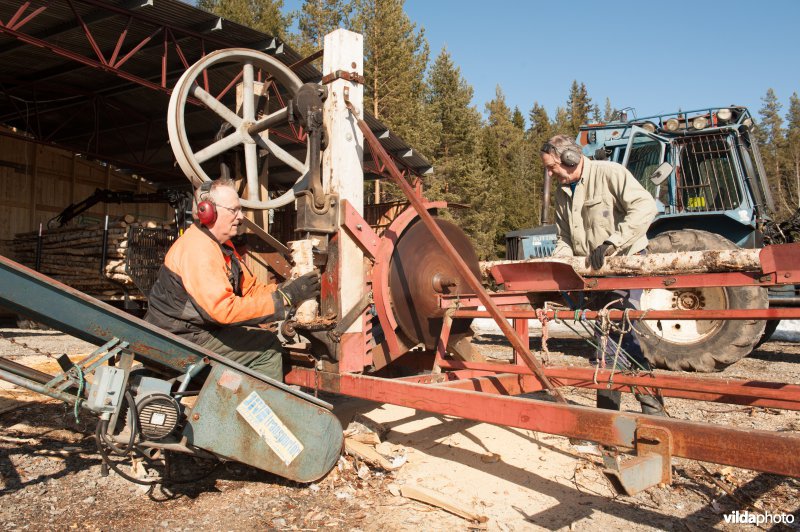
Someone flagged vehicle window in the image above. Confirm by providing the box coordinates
[625,136,663,197]
[676,134,742,212]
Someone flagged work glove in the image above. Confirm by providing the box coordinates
[278,271,321,307]
[589,242,616,270]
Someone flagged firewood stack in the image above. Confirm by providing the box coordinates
[11,215,175,302]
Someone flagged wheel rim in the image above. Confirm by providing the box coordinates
[640,287,728,344]
[167,48,310,210]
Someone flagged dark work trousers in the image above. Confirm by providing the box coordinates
[565,289,664,414]
[196,326,285,382]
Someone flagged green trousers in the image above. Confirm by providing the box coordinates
[197,326,285,382]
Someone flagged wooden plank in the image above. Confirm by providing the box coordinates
[399,485,488,523]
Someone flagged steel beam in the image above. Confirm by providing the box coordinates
[429,360,800,410]
[451,308,800,320]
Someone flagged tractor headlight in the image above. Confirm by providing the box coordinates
[692,116,708,130]
[717,108,732,122]
[664,118,680,132]
[641,122,656,133]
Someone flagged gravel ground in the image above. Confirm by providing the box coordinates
[1,326,799,531]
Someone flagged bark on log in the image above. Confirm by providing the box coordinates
[289,238,319,323]
[9,218,171,300]
[481,248,763,280]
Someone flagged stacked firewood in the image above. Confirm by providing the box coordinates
[11,216,172,301]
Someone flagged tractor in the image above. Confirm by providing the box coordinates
[509,106,797,371]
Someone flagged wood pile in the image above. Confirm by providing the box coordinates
[10,215,173,301]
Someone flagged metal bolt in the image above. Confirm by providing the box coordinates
[356,224,363,230]
[785,273,792,278]
[351,62,357,69]
[192,413,200,421]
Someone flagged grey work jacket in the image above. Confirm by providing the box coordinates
[552,157,657,258]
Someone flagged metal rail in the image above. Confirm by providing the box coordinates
[284,367,800,478]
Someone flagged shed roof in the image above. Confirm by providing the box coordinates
[0,0,431,189]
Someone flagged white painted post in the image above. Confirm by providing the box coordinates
[323,29,364,333]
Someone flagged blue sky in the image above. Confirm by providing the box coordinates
[282,0,798,125]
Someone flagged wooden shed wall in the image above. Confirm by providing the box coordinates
[0,130,171,254]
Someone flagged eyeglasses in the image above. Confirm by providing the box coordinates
[215,203,242,216]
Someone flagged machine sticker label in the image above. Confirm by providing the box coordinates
[237,391,304,465]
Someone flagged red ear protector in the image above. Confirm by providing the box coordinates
[196,181,217,226]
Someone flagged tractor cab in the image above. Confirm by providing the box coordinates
[578,106,775,248]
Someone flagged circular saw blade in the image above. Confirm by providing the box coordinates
[388,217,480,349]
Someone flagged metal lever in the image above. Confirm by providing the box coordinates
[327,291,373,343]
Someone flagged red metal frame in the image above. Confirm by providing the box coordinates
[284,367,800,478]
[305,100,800,482]
[451,307,800,320]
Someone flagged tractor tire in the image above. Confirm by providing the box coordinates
[639,229,767,372]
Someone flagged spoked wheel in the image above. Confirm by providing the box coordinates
[167,48,310,209]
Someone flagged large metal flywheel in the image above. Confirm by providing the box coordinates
[167,48,311,210]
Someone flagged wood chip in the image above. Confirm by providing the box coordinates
[399,485,488,523]
[0,434,38,445]
[348,432,381,446]
[344,438,399,470]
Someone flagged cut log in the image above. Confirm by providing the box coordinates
[481,248,763,280]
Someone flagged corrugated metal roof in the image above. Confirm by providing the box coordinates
[0,0,431,189]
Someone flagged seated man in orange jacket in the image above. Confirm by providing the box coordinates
[145,178,319,382]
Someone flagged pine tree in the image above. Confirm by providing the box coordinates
[351,0,434,201]
[757,89,791,215]
[512,106,525,131]
[197,0,292,38]
[296,0,353,55]
[425,48,493,256]
[566,81,593,136]
[603,97,617,122]
[482,86,532,258]
[553,106,570,134]
[786,92,800,210]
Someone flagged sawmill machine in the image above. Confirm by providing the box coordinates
[2,34,800,494]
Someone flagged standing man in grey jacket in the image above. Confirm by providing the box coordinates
[541,134,664,415]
